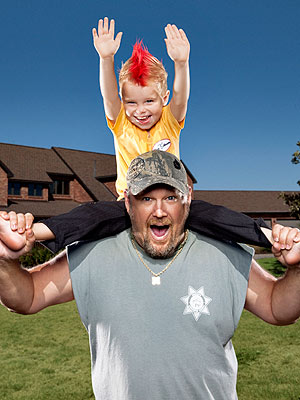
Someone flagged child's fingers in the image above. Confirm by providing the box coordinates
[103,17,109,33]
[169,24,182,39]
[165,24,175,40]
[164,25,169,38]
[92,28,98,39]
[98,19,104,36]
[170,24,181,38]
[115,32,123,48]
[179,28,189,43]
[109,18,115,37]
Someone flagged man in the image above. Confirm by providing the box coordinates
[1,150,300,399]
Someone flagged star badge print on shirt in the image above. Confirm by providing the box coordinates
[180,286,212,321]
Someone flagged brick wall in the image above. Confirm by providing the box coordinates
[0,167,8,206]
[8,184,48,201]
[72,179,93,203]
[103,181,118,199]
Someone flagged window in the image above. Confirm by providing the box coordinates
[8,182,21,196]
[50,180,70,195]
[28,183,43,197]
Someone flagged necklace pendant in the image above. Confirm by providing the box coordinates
[152,276,161,286]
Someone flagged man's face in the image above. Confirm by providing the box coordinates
[125,185,191,259]
[121,82,169,130]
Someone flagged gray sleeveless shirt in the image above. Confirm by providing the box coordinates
[68,229,253,400]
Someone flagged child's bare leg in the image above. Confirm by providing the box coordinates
[0,212,55,251]
[0,211,27,251]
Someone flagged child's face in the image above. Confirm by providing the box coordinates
[121,82,169,130]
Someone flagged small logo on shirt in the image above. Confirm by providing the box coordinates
[180,286,212,321]
[152,139,171,152]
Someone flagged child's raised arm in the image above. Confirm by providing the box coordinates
[164,24,190,123]
[92,17,123,122]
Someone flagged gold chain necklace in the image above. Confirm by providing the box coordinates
[131,230,189,286]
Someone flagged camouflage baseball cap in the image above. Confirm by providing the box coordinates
[126,150,189,195]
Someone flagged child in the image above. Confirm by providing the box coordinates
[93,17,190,198]
[0,18,273,251]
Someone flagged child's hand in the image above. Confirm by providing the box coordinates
[164,24,190,64]
[92,17,123,59]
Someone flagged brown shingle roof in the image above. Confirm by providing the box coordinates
[3,200,80,218]
[193,190,296,213]
[52,147,117,201]
[0,142,72,182]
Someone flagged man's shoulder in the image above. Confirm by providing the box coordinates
[67,229,131,258]
[189,230,254,257]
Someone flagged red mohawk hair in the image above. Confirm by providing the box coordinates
[119,40,168,97]
[129,40,154,86]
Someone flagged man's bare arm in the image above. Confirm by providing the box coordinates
[0,230,73,314]
[245,226,300,325]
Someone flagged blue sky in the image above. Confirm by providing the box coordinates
[1,0,299,190]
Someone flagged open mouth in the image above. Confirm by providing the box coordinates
[150,225,169,239]
[135,115,151,125]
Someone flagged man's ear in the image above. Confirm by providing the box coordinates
[162,90,170,106]
[124,190,130,214]
[187,186,192,205]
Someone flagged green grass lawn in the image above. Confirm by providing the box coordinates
[0,258,300,399]
[0,302,93,399]
[234,258,300,400]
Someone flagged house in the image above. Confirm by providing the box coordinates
[0,142,298,227]
[0,143,196,220]
[0,143,116,219]
[193,190,299,228]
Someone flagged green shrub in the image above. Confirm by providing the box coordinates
[258,257,286,277]
[19,243,54,268]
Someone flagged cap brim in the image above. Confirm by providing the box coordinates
[129,176,188,196]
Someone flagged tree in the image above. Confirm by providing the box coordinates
[280,141,300,219]
[291,141,300,167]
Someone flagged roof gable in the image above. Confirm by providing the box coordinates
[0,142,72,182]
[52,147,117,201]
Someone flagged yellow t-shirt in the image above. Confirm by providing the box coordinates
[106,104,185,199]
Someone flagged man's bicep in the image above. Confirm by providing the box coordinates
[29,252,74,313]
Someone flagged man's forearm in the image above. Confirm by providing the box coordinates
[0,259,34,314]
